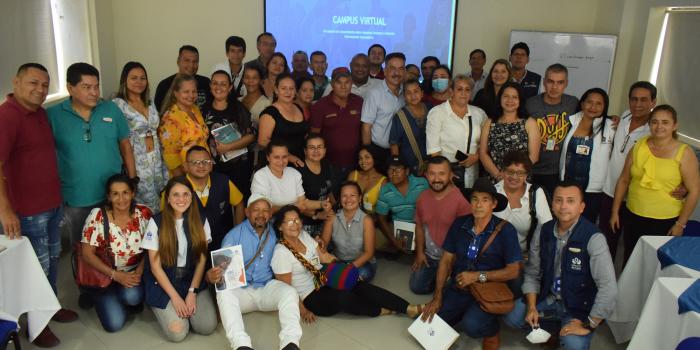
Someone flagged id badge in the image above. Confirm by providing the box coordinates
[546,138,556,151]
[575,145,591,155]
[553,277,562,293]
[467,241,479,260]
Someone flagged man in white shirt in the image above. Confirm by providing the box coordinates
[211,36,247,98]
[467,49,488,98]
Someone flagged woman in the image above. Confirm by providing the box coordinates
[142,177,217,342]
[80,174,152,332]
[295,76,315,121]
[202,70,255,199]
[559,88,616,222]
[321,181,378,282]
[390,78,429,175]
[239,65,271,129]
[298,134,336,236]
[611,105,700,264]
[473,59,513,119]
[405,64,421,81]
[113,62,168,213]
[480,81,540,182]
[258,73,309,166]
[426,74,488,189]
[347,146,387,214]
[422,65,451,108]
[158,75,210,177]
[262,52,290,99]
[250,140,307,212]
[272,205,423,323]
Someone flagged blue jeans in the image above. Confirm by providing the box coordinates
[505,297,594,350]
[19,207,63,294]
[438,285,500,338]
[409,257,439,294]
[354,261,377,282]
[91,283,144,332]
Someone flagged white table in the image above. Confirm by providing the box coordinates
[0,235,61,341]
[628,277,700,349]
[608,236,700,343]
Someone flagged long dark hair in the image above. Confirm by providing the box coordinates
[104,173,137,215]
[115,61,150,105]
[494,81,527,121]
[424,64,452,95]
[579,87,610,137]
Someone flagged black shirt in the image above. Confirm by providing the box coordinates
[262,105,309,160]
[201,98,253,161]
[154,74,212,113]
[296,161,336,225]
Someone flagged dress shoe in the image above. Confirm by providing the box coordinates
[236,347,254,350]
[32,326,60,348]
[282,342,300,350]
[52,308,78,323]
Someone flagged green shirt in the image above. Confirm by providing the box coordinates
[375,175,428,222]
[47,99,129,207]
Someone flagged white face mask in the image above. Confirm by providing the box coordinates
[526,328,551,344]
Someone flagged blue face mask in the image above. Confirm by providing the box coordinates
[432,78,449,92]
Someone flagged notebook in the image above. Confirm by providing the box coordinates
[408,314,459,350]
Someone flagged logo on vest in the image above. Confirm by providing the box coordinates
[570,257,582,271]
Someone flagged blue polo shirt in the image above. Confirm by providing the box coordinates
[375,175,428,222]
[443,215,522,277]
[221,219,278,288]
[47,99,129,207]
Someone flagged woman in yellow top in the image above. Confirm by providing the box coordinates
[347,145,387,214]
[158,75,210,177]
[610,105,699,264]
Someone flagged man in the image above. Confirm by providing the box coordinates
[245,32,277,77]
[599,81,656,260]
[510,42,542,101]
[467,49,488,97]
[419,56,440,91]
[375,157,428,252]
[154,45,212,112]
[211,36,247,98]
[334,53,377,100]
[505,181,617,350]
[421,177,522,350]
[410,156,472,294]
[309,51,329,101]
[183,146,244,251]
[310,67,363,174]
[361,52,406,163]
[207,194,301,350]
[367,43,386,79]
[0,63,78,347]
[290,50,312,81]
[525,63,578,197]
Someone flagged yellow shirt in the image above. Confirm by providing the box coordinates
[158,104,210,173]
[627,136,687,219]
[350,171,386,214]
[160,175,243,209]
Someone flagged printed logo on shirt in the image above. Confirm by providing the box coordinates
[145,230,153,241]
[324,113,338,119]
[570,257,582,271]
[350,109,359,115]
[536,112,571,150]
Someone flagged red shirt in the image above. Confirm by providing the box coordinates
[0,94,62,216]
[415,186,472,247]
[309,93,363,169]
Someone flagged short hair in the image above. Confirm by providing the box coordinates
[385,52,406,64]
[186,145,211,159]
[257,32,274,44]
[304,132,325,147]
[403,77,421,91]
[368,44,386,57]
[628,81,657,100]
[225,36,246,53]
[67,62,99,86]
[406,63,419,72]
[501,151,532,173]
[510,42,530,56]
[426,155,450,167]
[469,49,486,60]
[420,56,440,66]
[16,63,48,76]
[310,51,327,61]
[350,53,368,65]
[116,61,149,106]
[450,73,474,90]
[293,50,309,59]
[273,205,303,235]
[545,63,568,79]
[266,139,289,156]
[554,180,584,199]
[179,45,199,56]
[339,180,364,203]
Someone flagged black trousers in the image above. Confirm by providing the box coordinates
[214,154,253,201]
[622,208,677,267]
[303,282,409,317]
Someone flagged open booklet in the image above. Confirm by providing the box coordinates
[394,220,416,251]
[211,124,248,162]
[210,245,247,292]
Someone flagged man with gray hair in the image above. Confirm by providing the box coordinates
[290,50,311,81]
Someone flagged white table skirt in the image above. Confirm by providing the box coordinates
[0,235,61,341]
[608,236,700,344]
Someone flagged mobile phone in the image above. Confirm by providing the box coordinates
[455,150,468,161]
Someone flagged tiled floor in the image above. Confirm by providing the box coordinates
[17,254,627,350]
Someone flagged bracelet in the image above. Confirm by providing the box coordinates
[675,221,687,229]
[587,316,599,328]
[188,287,196,293]
[110,269,116,280]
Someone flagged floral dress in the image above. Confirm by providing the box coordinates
[113,98,168,213]
[158,104,210,175]
[81,205,152,271]
[487,119,529,182]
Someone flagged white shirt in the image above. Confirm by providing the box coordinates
[426,100,487,162]
[211,61,247,97]
[270,231,322,299]
[142,218,212,267]
[494,181,553,253]
[602,110,650,197]
[467,71,488,99]
[322,77,381,100]
[251,166,305,207]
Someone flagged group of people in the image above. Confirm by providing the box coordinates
[0,30,698,350]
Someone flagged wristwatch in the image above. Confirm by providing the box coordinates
[478,271,488,283]
[188,287,197,294]
[581,322,595,331]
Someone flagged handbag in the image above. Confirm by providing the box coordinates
[467,220,515,314]
[72,208,114,289]
[322,262,360,291]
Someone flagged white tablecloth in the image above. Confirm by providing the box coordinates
[0,235,61,341]
[608,236,700,343]
[628,277,700,349]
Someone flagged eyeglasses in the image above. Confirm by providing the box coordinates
[188,159,214,167]
[83,122,92,143]
[504,169,528,178]
[389,167,405,174]
[284,218,302,226]
[619,134,631,153]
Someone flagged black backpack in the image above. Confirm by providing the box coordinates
[525,184,548,251]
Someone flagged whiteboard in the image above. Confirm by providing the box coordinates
[509,30,617,99]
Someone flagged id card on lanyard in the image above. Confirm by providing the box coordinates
[467,235,480,261]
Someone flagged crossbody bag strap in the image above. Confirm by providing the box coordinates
[397,109,424,168]
[244,228,270,270]
[466,115,473,154]
[101,208,115,268]
[476,220,508,260]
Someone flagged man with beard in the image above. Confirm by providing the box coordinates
[409,156,471,294]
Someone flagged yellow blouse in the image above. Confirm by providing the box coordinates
[158,104,210,173]
[627,136,687,219]
[350,171,386,214]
